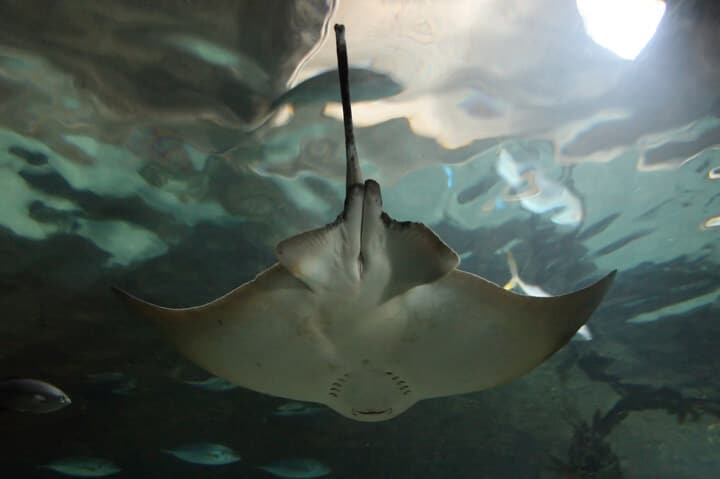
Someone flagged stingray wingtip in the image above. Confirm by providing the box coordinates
[594,269,617,296]
[603,269,618,286]
[110,286,132,300]
[110,286,148,308]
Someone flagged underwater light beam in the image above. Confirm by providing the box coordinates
[576,0,666,60]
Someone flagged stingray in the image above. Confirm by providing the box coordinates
[114,25,615,422]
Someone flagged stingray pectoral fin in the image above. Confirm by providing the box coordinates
[113,264,334,403]
[357,180,460,302]
[275,185,365,293]
[396,269,615,398]
[380,217,460,300]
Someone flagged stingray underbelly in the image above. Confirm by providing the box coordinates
[133,268,414,403]
[320,320,418,402]
[178,305,410,403]
[175,320,337,402]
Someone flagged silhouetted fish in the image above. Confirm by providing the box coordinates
[273,401,325,416]
[8,145,48,165]
[258,458,331,478]
[163,443,241,465]
[594,229,653,257]
[271,68,403,110]
[0,378,71,413]
[38,457,120,477]
[576,213,620,241]
[182,376,238,392]
[457,176,497,204]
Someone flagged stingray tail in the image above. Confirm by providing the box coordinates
[334,24,362,188]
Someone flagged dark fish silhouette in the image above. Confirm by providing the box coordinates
[271,67,403,110]
[0,378,71,413]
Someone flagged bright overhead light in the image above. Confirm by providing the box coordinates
[576,0,666,60]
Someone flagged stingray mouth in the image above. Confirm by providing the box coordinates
[351,408,393,417]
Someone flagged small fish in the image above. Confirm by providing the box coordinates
[495,149,583,225]
[163,34,270,93]
[8,145,48,165]
[0,378,71,413]
[708,166,720,180]
[86,372,136,396]
[258,458,331,478]
[575,213,620,241]
[39,457,121,477]
[182,376,238,392]
[271,68,403,110]
[593,229,654,256]
[494,238,523,255]
[458,251,474,262]
[273,401,325,416]
[456,176,497,204]
[163,443,241,465]
[702,215,720,229]
[503,252,592,341]
[627,288,720,324]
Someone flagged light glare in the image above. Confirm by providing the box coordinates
[576,0,666,60]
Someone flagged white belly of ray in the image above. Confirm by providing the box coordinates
[115,180,613,421]
[114,24,615,422]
